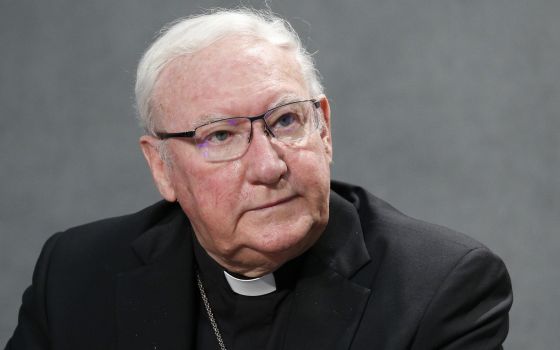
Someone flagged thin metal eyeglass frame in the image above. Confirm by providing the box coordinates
[154,99,320,141]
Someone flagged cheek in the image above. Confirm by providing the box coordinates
[289,143,331,186]
[172,158,246,213]
[206,162,248,209]
[284,146,331,214]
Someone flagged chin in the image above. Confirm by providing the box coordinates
[219,209,329,275]
[253,217,324,257]
[221,224,324,277]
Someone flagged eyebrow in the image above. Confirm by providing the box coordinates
[191,115,232,129]
[191,94,303,129]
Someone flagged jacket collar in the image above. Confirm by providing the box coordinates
[116,204,197,350]
[310,190,371,277]
[282,190,372,350]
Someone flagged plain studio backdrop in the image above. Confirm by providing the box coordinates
[1,0,558,348]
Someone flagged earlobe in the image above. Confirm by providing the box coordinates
[139,135,177,202]
[318,95,333,162]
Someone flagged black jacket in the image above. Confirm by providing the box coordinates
[7,181,512,349]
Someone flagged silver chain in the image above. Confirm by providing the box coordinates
[196,272,228,350]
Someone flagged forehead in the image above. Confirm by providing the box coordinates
[152,36,308,129]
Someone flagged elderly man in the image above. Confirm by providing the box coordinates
[7,9,512,350]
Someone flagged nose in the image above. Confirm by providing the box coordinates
[244,120,288,185]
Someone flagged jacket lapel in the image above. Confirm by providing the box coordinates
[284,192,372,350]
[116,207,197,350]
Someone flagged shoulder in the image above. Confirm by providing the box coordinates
[332,181,512,348]
[41,200,183,273]
[330,180,506,287]
[332,180,488,259]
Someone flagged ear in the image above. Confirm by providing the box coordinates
[317,95,333,163]
[139,135,177,202]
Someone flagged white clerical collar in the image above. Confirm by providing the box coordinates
[223,271,277,296]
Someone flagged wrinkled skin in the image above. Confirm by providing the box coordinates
[140,36,332,277]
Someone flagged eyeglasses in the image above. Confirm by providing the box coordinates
[155,99,321,162]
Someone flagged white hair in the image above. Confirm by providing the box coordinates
[134,8,324,135]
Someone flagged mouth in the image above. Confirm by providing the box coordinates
[249,195,298,211]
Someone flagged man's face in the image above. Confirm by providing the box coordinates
[141,36,332,277]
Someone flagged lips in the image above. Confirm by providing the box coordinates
[249,195,297,211]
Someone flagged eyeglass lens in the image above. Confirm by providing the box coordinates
[194,100,318,162]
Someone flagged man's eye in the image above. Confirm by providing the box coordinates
[274,113,297,128]
[207,130,231,143]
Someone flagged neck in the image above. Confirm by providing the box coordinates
[205,251,285,278]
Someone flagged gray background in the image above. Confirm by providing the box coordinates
[1,0,558,348]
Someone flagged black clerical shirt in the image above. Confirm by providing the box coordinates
[193,237,303,350]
